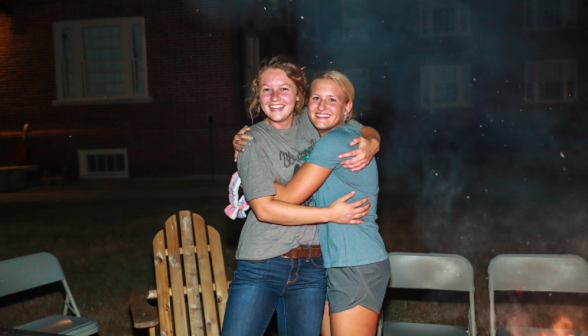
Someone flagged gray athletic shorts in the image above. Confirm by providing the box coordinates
[326,259,391,314]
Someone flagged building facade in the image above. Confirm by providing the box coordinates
[239,0,586,185]
[2,0,586,181]
[0,0,242,179]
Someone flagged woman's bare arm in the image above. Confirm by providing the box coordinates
[232,125,381,170]
[252,162,371,225]
[273,163,332,204]
[249,191,370,225]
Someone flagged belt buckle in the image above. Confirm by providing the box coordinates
[281,247,300,259]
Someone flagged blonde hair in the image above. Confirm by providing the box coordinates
[247,56,307,123]
[313,71,355,122]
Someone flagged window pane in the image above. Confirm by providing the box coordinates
[61,28,75,98]
[107,155,115,171]
[525,0,534,28]
[116,155,125,171]
[133,24,144,58]
[433,7,457,32]
[563,0,576,27]
[538,81,562,100]
[422,65,467,106]
[421,6,429,33]
[567,81,574,99]
[435,83,458,104]
[55,19,149,100]
[526,81,535,101]
[83,25,125,97]
[537,62,563,99]
[538,0,561,28]
[432,0,458,33]
[436,66,459,82]
[536,61,564,100]
[62,29,72,61]
[88,155,97,172]
[460,3,469,32]
[97,155,106,172]
[537,62,562,81]
[133,23,143,35]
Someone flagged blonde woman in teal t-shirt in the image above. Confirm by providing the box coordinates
[269,71,389,336]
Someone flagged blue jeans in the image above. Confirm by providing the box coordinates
[222,253,327,336]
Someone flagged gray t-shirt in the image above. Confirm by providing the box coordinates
[236,109,362,260]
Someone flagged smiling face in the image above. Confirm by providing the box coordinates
[308,79,353,136]
[259,68,300,129]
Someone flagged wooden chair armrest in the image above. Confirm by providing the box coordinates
[130,285,159,329]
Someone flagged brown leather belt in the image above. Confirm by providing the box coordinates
[281,245,322,259]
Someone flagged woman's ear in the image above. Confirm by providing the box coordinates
[344,100,353,115]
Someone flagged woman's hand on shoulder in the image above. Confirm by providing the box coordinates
[327,191,371,224]
[233,125,252,162]
[338,136,380,172]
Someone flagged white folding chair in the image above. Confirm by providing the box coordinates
[0,252,99,336]
[489,254,588,336]
[377,252,477,336]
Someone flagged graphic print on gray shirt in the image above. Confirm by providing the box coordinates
[236,109,362,260]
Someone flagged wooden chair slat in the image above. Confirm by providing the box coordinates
[208,226,228,329]
[165,215,189,336]
[148,281,231,300]
[192,213,221,336]
[179,211,205,336]
[153,230,174,336]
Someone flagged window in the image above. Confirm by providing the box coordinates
[525,59,576,103]
[53,17,151,105]
[420,0,470,36]
[300,0,320,39]
[341,0,369,40]
[78,148,129,178]
[344,69,370,110]
[524,0,576,30]
[421,64,471,108]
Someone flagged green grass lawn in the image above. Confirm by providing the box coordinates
[1,181,587,335]
[0,183,239,336]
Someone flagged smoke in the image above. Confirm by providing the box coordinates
[387,105,588,256]
[235,0,588,260]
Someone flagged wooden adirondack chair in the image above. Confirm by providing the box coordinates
[130,211,229,336]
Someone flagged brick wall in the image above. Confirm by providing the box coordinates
[0,0,242,178]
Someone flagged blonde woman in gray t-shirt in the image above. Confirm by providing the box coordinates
[223,57,381,336]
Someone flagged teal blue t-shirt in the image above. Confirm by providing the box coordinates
[307,124,388,268]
